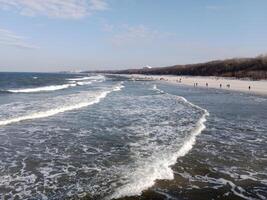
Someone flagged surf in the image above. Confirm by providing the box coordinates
[152,84,165,93]
[110,93,209,199]
[0,82,124,126]
[4,80,98,93]
[67,75,105,81]
[6,83,76,93]
[76,81,92,86]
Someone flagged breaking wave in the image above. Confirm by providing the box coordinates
[0,82,124,126]
[152,84,165,93]
[2,75,105,94]
[111,94,209,199]
[6,84,76,93]
[68,75,105,81]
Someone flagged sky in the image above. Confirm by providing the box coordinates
[0,0,267,72]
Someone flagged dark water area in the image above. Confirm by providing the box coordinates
[0,73,266,200]
[0,72,74,91]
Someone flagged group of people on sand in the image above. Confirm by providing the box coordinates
[193,82,209,87]
[139,76,252,91]
[176,78,252,91]
[175,79,182,83]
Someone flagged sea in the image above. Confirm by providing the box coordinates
[0,72,266,200]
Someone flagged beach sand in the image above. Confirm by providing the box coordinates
[121,74,267,96]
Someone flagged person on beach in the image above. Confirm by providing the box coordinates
[220,84,222,88]
[249,86,251,90]
[206,83,208,87]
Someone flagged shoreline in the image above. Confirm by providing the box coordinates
[118,74,267,96]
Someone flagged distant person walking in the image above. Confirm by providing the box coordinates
[206,83,208,87]
[249,86,251,90]
[220,84,222,88]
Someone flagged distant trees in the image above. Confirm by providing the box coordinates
[113,56,267,80]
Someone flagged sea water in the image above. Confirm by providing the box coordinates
[0,73,266,199]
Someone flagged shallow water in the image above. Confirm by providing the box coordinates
[0,73,266,199]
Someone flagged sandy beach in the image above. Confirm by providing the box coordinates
[121,74,267,96]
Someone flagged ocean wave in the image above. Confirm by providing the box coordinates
[152,84,164,94]
[76,81,92,86]
[113,82,125,91]
[3,77,103,93]
[67,77,92,81]
[68,75,105,81]
[6,84,76,93]
[0,82,124,126]
[110,94,209,199]
[0,92,107,126]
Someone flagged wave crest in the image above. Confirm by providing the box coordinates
[7,84,76,93]
[110,94,209,199]
[0,82,124,126]
[4,75,105,94]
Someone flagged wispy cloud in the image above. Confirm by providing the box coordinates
[108,24,173,46]
[0,0,108,19]
[90,0,108,11]
[0,28,38,49]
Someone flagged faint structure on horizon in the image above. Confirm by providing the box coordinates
[143,65,152,69]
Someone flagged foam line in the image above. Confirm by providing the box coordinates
[76,81,92,86]
[152,84,164,93]
[7,84,76,93]
[68,75,105,81]
[67,77,93,81]
[0,83,124,126]
[110,95,209,199]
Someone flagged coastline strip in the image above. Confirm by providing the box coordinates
[120,74,267,95]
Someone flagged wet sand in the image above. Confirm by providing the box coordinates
[121,74,267,96]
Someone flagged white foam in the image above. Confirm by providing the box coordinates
[68,77,92,81]
[6,76,102,93]
[0,83,123,126]
[76,81,92,86]
[152,84,164,93]
[8,84,76,93]
[217,178,252,200]
[113,82,124,91]
[111,95,209,199]
[68,75,105,81]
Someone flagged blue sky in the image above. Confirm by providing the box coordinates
[0,0,267,72]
